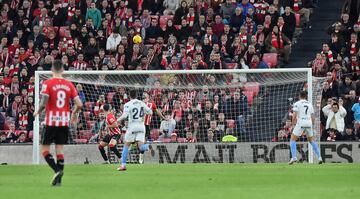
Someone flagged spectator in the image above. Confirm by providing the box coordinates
[106,29,122,54]
[174,0,189,25]
[15,103,34,131]
[0,86,14,112]
[7,94,22,118]
[16,132,27,143]
[221,0,236,21]
[249,54,269,69]
[0,131,8,143]
[76,84,86,104]
[343,90,357,126]
[84,37,99,60]
[86,2,102,29]
[230,7,245,33]
[163,0,180,15]
[322,128,342,141]
[146,18,163,43]
[351,98,360,122]
[160,112,176,138]
[265,25,292,64]
[238,0,255,17]
[322,102,347,133]
[310,53,328,77]
[6,123,17,143]
[225,90,248,135]
[342,126,357,141]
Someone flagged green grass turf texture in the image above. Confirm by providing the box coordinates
[0,164,359,199]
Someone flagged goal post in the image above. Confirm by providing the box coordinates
[34,68,320,164]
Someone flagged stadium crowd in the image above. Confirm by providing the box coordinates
[0,0,321,144]
[275,0,360,142]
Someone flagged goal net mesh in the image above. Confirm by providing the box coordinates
[36,70,319,163]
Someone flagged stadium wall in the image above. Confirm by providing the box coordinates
[0,142,359,164]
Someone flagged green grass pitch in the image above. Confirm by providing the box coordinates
[0,164,359,199]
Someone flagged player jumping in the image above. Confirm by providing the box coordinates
[140,92,166,164]
[117,90,155,171]
[34,60,83,186]
[98,104,122,163]
[288,91,323,165]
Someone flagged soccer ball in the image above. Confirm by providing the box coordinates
[133,35,142,44]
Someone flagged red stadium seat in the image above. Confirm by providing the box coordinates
[226,63,237,69]
[177,138,187,143]
[74,139,87,144]
[159,138,171,143]
[107,92,116,103]
[242,91,254,106]
[84,101,94,111]
[244,82,260,96]
[83,111,91,121]
[28,131,33,139]
[15,130,27,136]
[295,13,301,27]
[262,53,278,68]
[59,26,68,38]
[86,121,96,129]
[150,129,160,141]
[79,130,92,140]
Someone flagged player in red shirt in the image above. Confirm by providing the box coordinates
[140,92,166,163]
[33,60,83,186]
[98,104,122,163]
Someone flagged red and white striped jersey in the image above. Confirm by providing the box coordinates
[41,77,78,127]
[106,112,121,136]
[144,102,157,126]
[72,60,89,70]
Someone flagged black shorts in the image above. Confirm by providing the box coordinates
[145,125,150,138]
[41,126,69,145]
[102,134,121,143]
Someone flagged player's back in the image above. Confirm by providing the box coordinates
[41,77,78,126]
[125,99,151,126]
[293,99,314,126]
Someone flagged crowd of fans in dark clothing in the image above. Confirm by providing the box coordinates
[0,0,324,143]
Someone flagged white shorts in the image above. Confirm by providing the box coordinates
[124,125,146,143]
[292,125,313,137]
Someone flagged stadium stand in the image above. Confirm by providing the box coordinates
[6,0,353,145]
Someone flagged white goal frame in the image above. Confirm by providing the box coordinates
[34,68,314,164]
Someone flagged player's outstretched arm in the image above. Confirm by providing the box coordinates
[117,112,129,122]
[155,109,166,120]
[70,96,83,124]
[33,95,49,117]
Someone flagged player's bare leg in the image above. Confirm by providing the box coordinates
[289,134,299,165]
[41,145,62,186]
[118,142,132,171]
[307,136,323,164]
[109,139,122,160]
[98,141,110,164]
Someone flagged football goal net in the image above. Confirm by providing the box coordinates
[34,68,321,164]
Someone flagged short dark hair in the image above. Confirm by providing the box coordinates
[103,104,111,111]
[129,89,137,99]
[52,60,63,73]
[332,103,339,108]
[299,91,307,99]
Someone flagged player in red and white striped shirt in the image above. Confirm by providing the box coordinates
[34,60,83,186]
[98,104,122,163]
[139,92,166,163]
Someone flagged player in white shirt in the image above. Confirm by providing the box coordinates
[289,91,323,165]
[117,89,155,171]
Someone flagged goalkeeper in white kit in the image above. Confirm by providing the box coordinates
[117,89,155,171]
[289,91,323,165]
